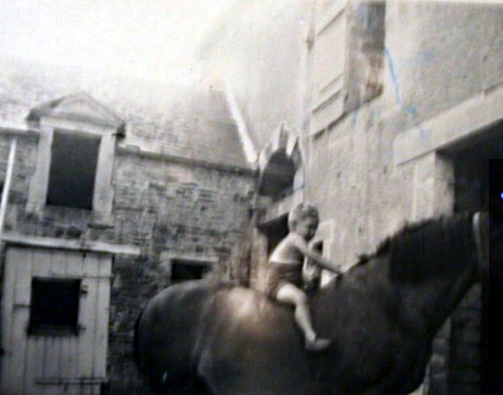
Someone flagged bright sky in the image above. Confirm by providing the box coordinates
[0,0,231,84]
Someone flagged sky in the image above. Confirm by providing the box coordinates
[1,0,500,86]
[0,0,232,85]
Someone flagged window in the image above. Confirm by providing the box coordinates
[259,150,296,201]
[171,259,211,283]
[27,93,123,224]
[311,0,385,134]
[345,1,385,112]
[257,126,305,201]
[28,277,81,336]
[46,131,101,209]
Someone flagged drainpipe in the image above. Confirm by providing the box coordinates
[0,138,17,243]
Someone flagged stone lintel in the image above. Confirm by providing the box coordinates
[2,232,140,256]
[394,83,503,166]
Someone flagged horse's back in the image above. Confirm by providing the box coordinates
[138,280,319,394]
[194,286,318,394]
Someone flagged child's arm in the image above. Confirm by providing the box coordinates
[293,236,342,274]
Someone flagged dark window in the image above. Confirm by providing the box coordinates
[47,131,100,209]
[171,260,211,283]
[28,277,81,336]
[259,150,296,201]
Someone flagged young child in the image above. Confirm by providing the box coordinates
[265,202,341,352]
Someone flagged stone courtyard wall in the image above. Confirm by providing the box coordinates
[0,127,255,392]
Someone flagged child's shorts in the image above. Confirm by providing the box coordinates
[264,262,302,299]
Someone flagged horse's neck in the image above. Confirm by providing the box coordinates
[320,254,476,339]
[380,254,476,336]
[395,267,476,336]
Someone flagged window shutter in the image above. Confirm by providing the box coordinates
[311,0,349,135]
[310,0,385,135]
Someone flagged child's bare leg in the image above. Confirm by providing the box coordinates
[276,283,331,351]
[276,283,316,340]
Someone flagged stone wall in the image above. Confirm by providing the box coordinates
[200,1,503,394]
[304,3,501,389]
[0,129,255,392]
[113,150,254,273]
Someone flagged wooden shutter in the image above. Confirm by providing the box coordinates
[310,0,385,135]
[311,0,349,134]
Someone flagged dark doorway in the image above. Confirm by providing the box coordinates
[446,123,503,395]
[488,159,503,394]
[451,125,503,214]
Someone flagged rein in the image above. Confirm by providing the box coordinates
[473,212,489,279]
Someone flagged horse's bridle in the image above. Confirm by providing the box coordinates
[473,211,489,279]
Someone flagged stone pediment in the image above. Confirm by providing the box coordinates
[27,92,124,129]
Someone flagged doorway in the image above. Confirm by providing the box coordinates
[445,122,503,394]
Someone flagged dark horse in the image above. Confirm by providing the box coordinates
[135,213,488,394]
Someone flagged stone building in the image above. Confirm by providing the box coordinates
[0,61,255,393]
[199,0,503,393]
[1,0,502,393]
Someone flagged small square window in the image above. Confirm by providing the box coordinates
[171,260,211,283]
[28,277,81,336]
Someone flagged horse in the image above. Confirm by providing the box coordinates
[134,212,488,394]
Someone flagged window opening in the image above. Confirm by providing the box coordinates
[28,277,81,336]
[171,260,211,283]
[259,151,296,201]
[47,130,100,209]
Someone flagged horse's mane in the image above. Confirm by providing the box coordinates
[355,213,475,283]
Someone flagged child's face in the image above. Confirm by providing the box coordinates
[294,217,319,241]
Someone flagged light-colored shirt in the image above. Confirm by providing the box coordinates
[269,232,308,265]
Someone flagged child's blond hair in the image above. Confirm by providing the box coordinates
[288,202,319,231]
